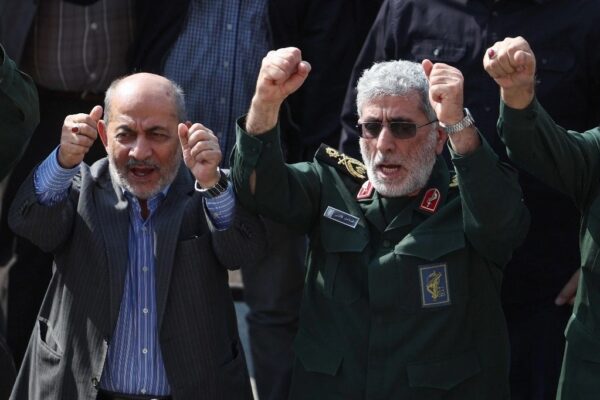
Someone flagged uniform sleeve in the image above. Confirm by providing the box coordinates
[450,134,530,267]
[498,98,600,210]
[0,44,40,180]
[231,116,322,234]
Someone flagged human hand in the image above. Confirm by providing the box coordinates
[555,268,580,306]
[58,105,103,168]
[422,60,465,126]
[483,36,536,109]
[246,47,311,134]
[178,122,222,187]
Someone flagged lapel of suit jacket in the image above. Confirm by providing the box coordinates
[153,165,194,328]
[93,161,130,332]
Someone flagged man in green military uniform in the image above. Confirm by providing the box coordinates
[232,47,529,399]
[0,43,38,398]
[0,44,39,181]
[484,36,600,400]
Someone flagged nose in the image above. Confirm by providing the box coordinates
[129,137,152,160]
[375,124,396,153]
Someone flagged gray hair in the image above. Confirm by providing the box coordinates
[356,60,435,121]
[104,75,187,124]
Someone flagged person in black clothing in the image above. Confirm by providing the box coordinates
[337,1,600,399]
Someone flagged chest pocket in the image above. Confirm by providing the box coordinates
[390,228,467,313]
[411,39,466,64]
[317,214,368,305]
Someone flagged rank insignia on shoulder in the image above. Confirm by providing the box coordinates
[419,188,441,213]
[315,144,367,182]
[419,263,451,307]
[357,181,374,200]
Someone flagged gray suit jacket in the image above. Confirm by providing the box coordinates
[8,158,265,400]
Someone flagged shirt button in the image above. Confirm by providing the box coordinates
[91,377,99,388]
[142,348,148,354]
[143,307,149,314]
[142,266,148,272]
[491,11,498,17]
[220,97,226,104]
[224,61,230,68]
[90,72,97,80]
[227,23,233,30]
[141,389,147,394]
[90,22,98,30]
[484,106,492,112]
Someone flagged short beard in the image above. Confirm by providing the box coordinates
[108,153,181,200]
[360,130,438,197]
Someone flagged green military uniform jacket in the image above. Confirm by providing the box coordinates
[232,118,529,400]
[499,98,600,400]
[0,44,39,181]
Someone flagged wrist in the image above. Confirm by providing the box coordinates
[246,96,281,135]
[195,168,229,199]
[501,84,535,110]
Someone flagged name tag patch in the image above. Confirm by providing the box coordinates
[419,263,451,307]
[323,206,360,229]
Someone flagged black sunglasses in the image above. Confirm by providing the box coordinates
[356,119,438,139]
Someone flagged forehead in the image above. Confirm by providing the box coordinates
[108,77,179,129]
[361,94,426,121]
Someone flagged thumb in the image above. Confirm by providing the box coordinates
[283,61,311,94]
[512,50,534,71]
[90,105,104,122]
[421,59,434,80]
[178,123,189,149]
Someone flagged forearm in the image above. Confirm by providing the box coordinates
[245,96,282,135]
[452,137,530,266]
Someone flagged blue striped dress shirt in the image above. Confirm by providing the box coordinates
[34,148,235,396]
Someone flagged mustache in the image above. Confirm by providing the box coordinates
[126,159,159,169]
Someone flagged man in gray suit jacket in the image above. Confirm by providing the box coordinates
[8,73,265,399]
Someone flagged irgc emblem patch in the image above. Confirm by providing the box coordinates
[419,263,451,307]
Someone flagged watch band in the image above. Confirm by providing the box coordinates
[442,108,475,134]
[195,167,229,198]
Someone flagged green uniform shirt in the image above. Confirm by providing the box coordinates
[232,117,529,400]
[499,99,600,400]
[0,45,39,181]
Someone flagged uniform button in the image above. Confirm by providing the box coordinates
[265,142,272,148]
[91,377,99,387]
[142,348,148,354]
[382,240,391,248]
[484,106,492,112]
[541,58,548,65]
[90,22,98,30]
[491,11,498,17]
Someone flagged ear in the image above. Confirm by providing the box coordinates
[98,120,108,148]
[434,126,447,155]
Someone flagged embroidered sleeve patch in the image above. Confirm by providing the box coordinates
[419,263,451,307]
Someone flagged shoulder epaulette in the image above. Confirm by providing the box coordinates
[315,144,367,182]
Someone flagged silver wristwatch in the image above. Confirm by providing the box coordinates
[195,167,229,198]
[443,108,474,134]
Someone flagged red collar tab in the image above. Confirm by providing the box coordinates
[357,181,374,200]
[419,188,441,213]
